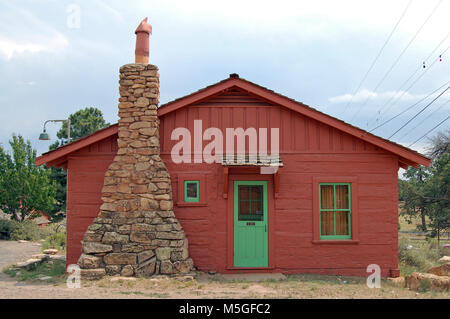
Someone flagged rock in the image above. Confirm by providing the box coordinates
[121,265,134,277]
[82,242,113,254]
[104,253,137,265]
[100,203,117,211]
[78,254,102,269]
[140,198,159,210]
[80,269,106,280]
[427,264,450,276]
[131,224,155,232]
[18,240,29,243]
[102,232,129,244]
[138,250,155,264]
[129,122,151,129]
[135,257,156,277]
[135,97,150,107]
[16,258,44,271]
[156,247,171,261]
[83,232,103,242]
[31,254,49,260]
[173,258,194,274]
[105,265,121,276]
[438,256,450,264]
[405,272,450,291]
[160,260,173,274]
[156,232,184,240]
[130,231,155,243]
[139,128,157,136]
[39,276,52,281]
[159,200,173,211]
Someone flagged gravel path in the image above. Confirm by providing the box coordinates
[0,240,42,271]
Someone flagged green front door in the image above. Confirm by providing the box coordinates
[233,181,268,267]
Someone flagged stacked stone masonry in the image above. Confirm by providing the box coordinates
[78,64,193,280]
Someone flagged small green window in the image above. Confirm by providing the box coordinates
[319,183,351,240]
[184,180,199,202]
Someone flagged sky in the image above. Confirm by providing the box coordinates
[0,0,449,158]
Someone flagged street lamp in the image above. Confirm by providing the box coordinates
[39,119,71,144]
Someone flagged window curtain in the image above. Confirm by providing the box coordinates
[320,184,350,237]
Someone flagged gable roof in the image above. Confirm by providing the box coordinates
[36,124,118,168]
[36,74,430,168]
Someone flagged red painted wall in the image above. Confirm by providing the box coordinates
[65,88,400,277]
[65,136,117,266]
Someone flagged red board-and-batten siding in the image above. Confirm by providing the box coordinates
[37,79,429,277]
[66,135,118,266]
[160,88,399,276]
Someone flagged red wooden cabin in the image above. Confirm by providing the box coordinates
[36,75,429,277]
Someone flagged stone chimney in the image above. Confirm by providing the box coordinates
[78,19,193,280]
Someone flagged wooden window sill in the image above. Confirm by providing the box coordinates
[311,240,360,245]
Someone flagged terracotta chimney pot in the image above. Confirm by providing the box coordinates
[135,17,152,64]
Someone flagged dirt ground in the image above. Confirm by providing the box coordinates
[0,271,448,299]
[0,240,448,299]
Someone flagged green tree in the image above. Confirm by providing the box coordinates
[400,129,450,242]
[47,107,109,213]
[400,166,430,231]
[0,135,57,221]
[422,131,449,243]
[49,107,110,150]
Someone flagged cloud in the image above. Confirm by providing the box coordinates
[0,34,69,60]
[0,2,69,60]
[328,89,430,104]
[93,0,124,23]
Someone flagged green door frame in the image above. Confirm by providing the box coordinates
[233,180,268,267]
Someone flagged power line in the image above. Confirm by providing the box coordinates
[350,0,444,122]
[408,116,450,147]
[339,0,413,116]
[369,79,450,132]
[398,99,450,141]
[389,85,450,139]
[368,34,450,128]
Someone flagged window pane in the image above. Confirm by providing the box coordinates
[335,185,349,209]
[239,200,250,215]
[252,186,262,201]
[239,186,250,201]
[186,182,198,198]
[252,200,263,216]
[320,211,334,236]
[239,185,263,221]
[335,211,349,235]
[320,185,334,209]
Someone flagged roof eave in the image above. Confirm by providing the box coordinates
[36,125,118,167]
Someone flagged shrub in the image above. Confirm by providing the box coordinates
[10,220,41,241]
[398,237,441,275]
[0,220,15,240]
[42,232,66,251]
[418,278,431,293]
[0,219,60,241]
